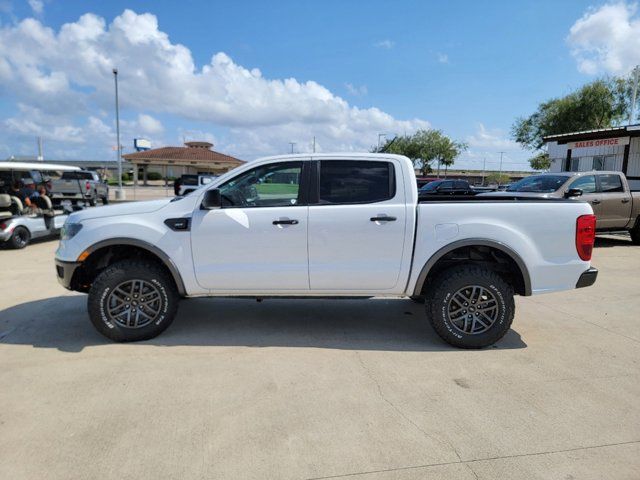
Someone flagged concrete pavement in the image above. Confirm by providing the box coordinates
[0,235,639,479]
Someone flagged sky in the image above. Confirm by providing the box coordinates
[1,0,640,171]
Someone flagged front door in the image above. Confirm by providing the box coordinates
[567,175,602,222]
[596,174,633,229]
[191,160,310,292]
[308,159,407,291]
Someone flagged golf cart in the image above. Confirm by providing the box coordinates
[0,162,80,249]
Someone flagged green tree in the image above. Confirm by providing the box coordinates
[378,129,467,176]
[486,172,511,186]
[512,78,631,151]
[529,152,551,171]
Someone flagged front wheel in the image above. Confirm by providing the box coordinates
[425,265,515,348]
[88,260,179,342]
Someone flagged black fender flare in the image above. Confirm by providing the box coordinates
[82,237,187,296]
[412,238,532,296]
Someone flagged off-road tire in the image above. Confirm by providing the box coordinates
[88,260,179,342]
[9,226,30,249]
[425,265,515,348]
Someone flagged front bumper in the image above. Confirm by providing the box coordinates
[576,267,598,289]
[55,258,81,290]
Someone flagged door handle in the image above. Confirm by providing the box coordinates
[591,199,601,205]
[370,216,397,222]
[622,198,630,203]
[273,219,299,225]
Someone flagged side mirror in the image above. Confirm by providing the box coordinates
[565,188,583,198]
[201,189,222,210]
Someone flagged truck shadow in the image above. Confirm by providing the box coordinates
[0,295,526,353]
[594,235,637,248]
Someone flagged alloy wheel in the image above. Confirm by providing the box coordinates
[447,285,499,335]
[106,279,162,329]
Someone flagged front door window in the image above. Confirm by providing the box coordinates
[219,162,302,208]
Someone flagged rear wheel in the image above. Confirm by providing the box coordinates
[425,265,514,348]
[101,196,109,205]
[88,260,179,342]
[630,221,640,245]
[9,226,30,249]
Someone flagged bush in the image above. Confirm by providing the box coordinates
[146,171,163,181]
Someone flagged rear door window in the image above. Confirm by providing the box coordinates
[599,174,624,193]
[319,160,395,204]
[436,180,454,192]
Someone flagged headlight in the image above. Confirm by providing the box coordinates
[60,223,82,240]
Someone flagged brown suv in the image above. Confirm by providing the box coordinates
[480,171,640,243]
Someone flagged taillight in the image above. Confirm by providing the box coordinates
[85,181,91,191]
[576,214,596,261]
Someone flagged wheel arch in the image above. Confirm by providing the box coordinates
[72,237,186,296]
[412,238,532,297]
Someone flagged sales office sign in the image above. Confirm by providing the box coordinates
[567,136,629,150]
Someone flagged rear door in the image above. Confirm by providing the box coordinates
[308,158,407,291]
[596,174,632,229]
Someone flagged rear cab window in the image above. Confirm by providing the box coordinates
[319,160,395,204]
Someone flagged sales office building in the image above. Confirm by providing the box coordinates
[545,124,640,190]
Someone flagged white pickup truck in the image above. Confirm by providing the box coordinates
[55,153,598,348]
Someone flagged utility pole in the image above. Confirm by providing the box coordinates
[377,133,386,152]
[289,142,296,154]
[629,65,640,125]
[498,151,505,186]
[37,136,43,161]
[312,136,316,153]
[482,157,486,186]
[113,68,125,200]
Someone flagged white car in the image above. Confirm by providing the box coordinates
[54,153,598,348]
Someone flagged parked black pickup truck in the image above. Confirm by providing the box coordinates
[418,179,476,196]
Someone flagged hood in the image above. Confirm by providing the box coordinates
[68,198,173,223]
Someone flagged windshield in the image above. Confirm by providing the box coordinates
[506,175,567,193]
[420,180,443,192]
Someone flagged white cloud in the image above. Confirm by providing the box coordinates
[466,123,519,151]
[451,123,531,171]
[28,0,43,15]
[344,82,368,96]
[137,113,163,134]
[374,39,395,49]
[0,10,428,159]
[568,2,640,74]
[436,52,449,64]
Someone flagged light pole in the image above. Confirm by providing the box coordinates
[498,151,505,186]
[629,66,640,125]
[289,142,296,154]
[113,68,125,200]
[482,157,486,186]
